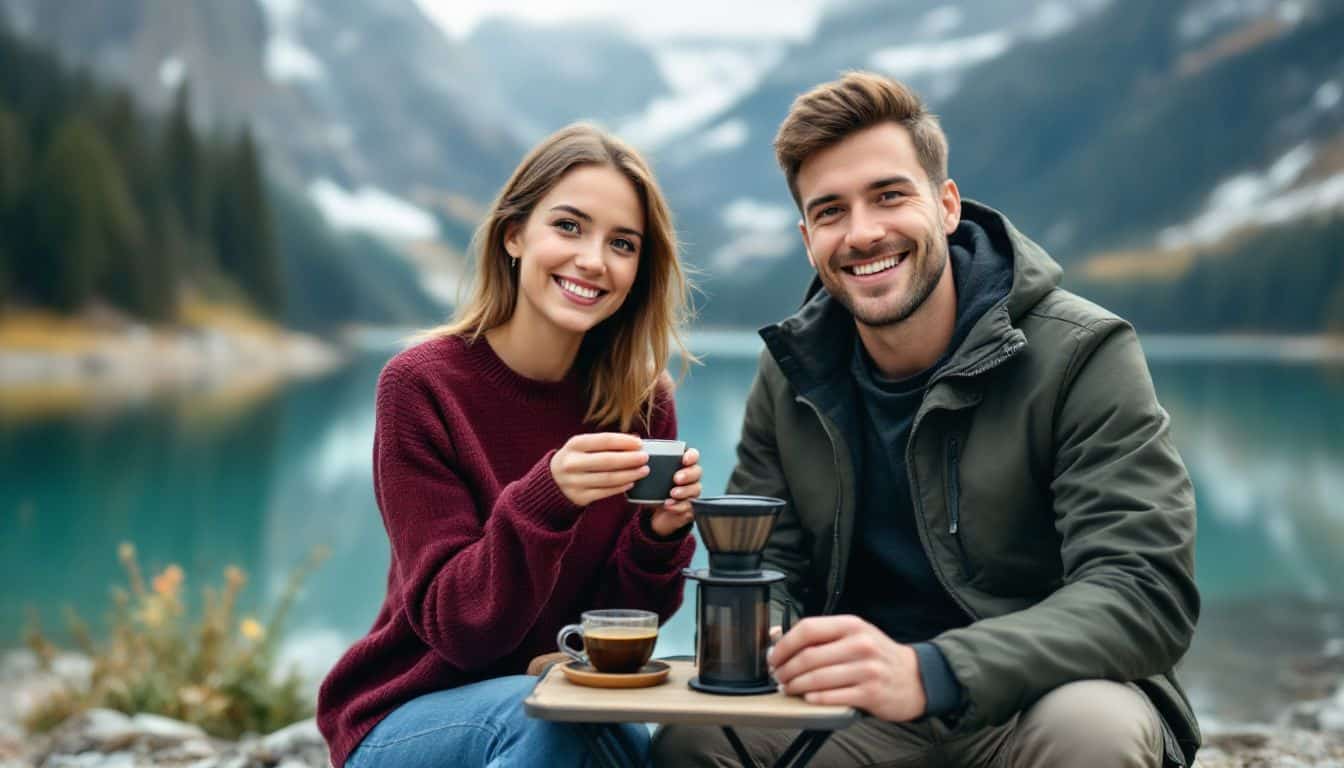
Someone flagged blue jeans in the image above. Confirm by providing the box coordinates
[344,675,650,768]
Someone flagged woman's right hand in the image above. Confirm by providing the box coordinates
[550,433,649,507]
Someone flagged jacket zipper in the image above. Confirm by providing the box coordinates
[955,338,1025,380]
[903,338,1025,622]
[945,435,973,577]
[798,395,845,615]
[907,411,978,621]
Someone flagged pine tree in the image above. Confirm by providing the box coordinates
[212,129,281,316]
[0,108,29,303]
[0,108,26,206]
[1327,281,1344,337]
[163,82,208,246]
[100,90,176,321]
[33,117,145,312]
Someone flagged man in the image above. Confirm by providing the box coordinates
[652,72,1200,767]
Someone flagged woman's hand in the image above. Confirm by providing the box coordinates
[648,448,702,537]
[550,433,649,507]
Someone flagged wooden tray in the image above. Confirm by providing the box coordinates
[526,659,858,729]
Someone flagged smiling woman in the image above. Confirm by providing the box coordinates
[313,124,703,768]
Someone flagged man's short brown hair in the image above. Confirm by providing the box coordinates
[774,71,949,210]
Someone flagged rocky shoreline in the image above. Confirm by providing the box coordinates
[3,649,1343,767]
[0,310,346,421]
[0,651,327,768]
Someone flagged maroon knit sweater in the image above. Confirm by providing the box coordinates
[316,335,695,767]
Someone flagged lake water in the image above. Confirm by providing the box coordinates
[3,334,1342,727]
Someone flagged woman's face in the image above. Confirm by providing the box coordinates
[505,164,645,341]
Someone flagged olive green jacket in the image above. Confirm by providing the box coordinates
[726,201,1200,765]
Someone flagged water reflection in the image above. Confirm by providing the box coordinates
[1,391,282,634]
[1148,360,1344,724]
[2,345,1342,726]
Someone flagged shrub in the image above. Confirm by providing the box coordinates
[24,541,328,738]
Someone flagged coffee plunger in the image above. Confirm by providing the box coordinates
[685,495,790,695]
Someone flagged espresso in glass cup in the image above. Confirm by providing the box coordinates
[556,609,658,673]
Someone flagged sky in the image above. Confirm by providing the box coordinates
[413,0,828,41]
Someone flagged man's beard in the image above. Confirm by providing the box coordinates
[824,232,949,328]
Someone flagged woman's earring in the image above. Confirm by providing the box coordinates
[511,255,518,269]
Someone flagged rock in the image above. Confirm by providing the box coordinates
[240,719,326,766]
[54,709,134,752]
[1196,725,1344,766]
[1321,686,1344,733]
[1,651,93,729]
[150,736,217,762]
[254,720,321,758]
[125,714,206,747]
[39,708,211,762]
[0,719,24,761]
[44,753,137,767]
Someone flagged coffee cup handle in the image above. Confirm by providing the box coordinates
[556,624,586,666]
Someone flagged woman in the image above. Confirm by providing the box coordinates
[318,124,702,768]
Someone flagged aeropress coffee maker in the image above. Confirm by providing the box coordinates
[685,495,790,694]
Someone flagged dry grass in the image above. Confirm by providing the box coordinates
[0,309,107,353]
[1177,17,1287,78]
[1076,246,1197,282]
[176,296,283,341]
[24,542,328,739]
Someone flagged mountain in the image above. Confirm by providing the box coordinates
[5,0,1341,332]
[1073,212,1344,335]
[0,0,520,202]
[0,18,443,331]
[464,18,671,143]
[0,0,526,325]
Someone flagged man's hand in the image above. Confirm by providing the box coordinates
[768,614,927,721]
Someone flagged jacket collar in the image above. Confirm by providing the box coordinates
[759,200,1061,400]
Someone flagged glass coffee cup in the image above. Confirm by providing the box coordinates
[556,609,659,673]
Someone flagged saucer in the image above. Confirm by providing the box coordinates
[561,660,670,689]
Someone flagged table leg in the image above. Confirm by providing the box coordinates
[579,723,636,768]
[774,730,832,768]
[718,727,835,768]
[721,726,760,768]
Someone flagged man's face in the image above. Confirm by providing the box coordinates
[795,123,961,328]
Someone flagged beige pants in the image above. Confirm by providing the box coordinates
[650,680,1166,768]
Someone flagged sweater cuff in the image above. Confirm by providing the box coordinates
[913,642,963,718]
[506,449,583,529]
[628,508,694,566]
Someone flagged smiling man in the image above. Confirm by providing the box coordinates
[652,72,1201,767]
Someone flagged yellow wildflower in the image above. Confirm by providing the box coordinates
[240,618,264,641]
[152,564,184,598]
[225,566,246,589]
[117,542,136,564]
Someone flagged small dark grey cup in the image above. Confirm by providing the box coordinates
[625,439,686,505]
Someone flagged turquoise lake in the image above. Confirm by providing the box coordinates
[3,334,1342,727]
